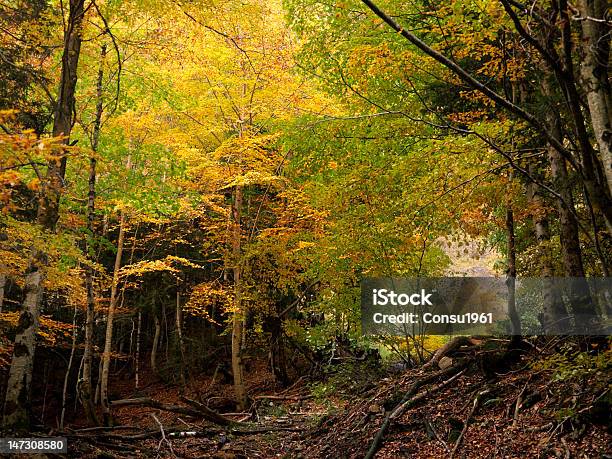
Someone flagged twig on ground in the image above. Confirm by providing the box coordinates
[150,413,176,458]
[513,380,530,427]
[230,426,304,434]
[253,394,313,401]
[67,425,141,433]
[450,389,490,458]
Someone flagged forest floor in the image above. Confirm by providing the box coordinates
[62,340,611,459]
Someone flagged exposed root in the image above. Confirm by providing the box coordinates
[423,336,480,369]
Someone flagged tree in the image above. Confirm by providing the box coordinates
[3,0,86,431]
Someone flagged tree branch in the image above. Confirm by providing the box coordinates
[360,0,578,170]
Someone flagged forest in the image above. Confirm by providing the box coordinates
[0,0,610,457]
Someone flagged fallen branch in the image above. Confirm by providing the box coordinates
[253,394,313,401]
[524,422,554,433]
[450,389,490,458]
[230,426,304,435]
[180,396,236,426]
[67,425,142,433]
[72,424,302,442]
[279,376,306,394]
[69,427,218,441]
[111,397,233,426]
[364,364,467,459]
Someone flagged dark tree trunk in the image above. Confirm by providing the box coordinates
[505,196,521,342]
[151,311,161,376]
[268,310,289,387]
[38,0,86,230]
[542,78,595,330]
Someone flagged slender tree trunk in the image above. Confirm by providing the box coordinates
[135,311,141,389]
[576,0,612,196]
[100,212,126,426]
[505,175,521,342]
[162,302,169,361]
[74,352,84,413]
[231,185,247,410]
[151,311,160,375]
[94,358,102,405]
[81,43,106,427]
[60,304,79,430]
[175,282,186,389]
[2,0,85,432]
[549,155,583,275]
[0,274,5,314]
[0,230,6,314]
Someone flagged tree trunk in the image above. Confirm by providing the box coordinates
[151,311,160,375]
[554,0,612,234]
[231,185,247,410]
[162,302,169,361]
[100,212,126,426]
[2,0,85,432]
[526,166,568,333]
[0,274,5,314]
[80,43,106,427]
[38,0,86,230]
[542,77,595,330]
[269,312,288,387]
[577,0,612,197]
[135,311,141,389]
[94,358,102,405]
[505,179,521,342]
[60,304,79,430]
[539,73,587,278]
[1,267,42,431]
[175,283,186,389]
